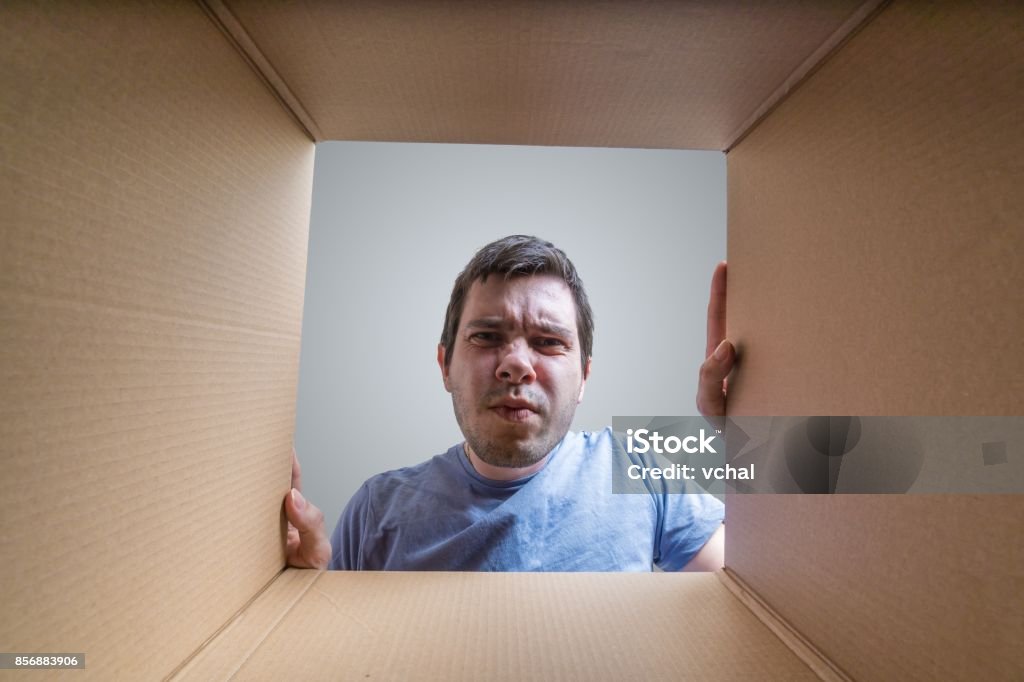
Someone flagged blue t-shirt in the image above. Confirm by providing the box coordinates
[329,427,725,571]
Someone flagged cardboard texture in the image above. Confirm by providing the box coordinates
[727,496,1022,681]
[3,0,1020,679]
[727,0,1023,417]
[1,1,314,679]
[725,0,1024,679]
[176,572,820,681]
[216,0,865,149]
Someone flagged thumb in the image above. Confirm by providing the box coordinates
[286,488,321,532]
[697,339,735,418]
[284,488,331,569]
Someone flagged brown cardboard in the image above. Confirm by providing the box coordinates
[725,0,1024,679]
[1,1,313,679]
[717,569,850,682]
[170,568,321,680]
[201,0,322,142]
[727,496,1023,681]
[2,0,1020,680]
[727,0,1023,418]
[724,0,888,151]
[175,571,821,681]
[216,0,867,149]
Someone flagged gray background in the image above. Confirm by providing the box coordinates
[294,141,726,532]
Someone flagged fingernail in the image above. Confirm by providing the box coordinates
[713,340,730,361]
[291,489,305,510]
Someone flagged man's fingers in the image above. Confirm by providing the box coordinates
[700,261,732,419]
[285,523,300,553]
[697,339,734,418]
[284,454,330,569]
[705,261,727,358]
[284,488,331,569]
[285,488,321,533]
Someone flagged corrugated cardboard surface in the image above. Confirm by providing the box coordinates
[7,0,1020,679]
[171,568,321,680]
[728,495,1023,681]
[727,0,1023,417]
[221,0,865,149]
[1,2,314,679]
[726,0,1023,679]
[179,571,820,681]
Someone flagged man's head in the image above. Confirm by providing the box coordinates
[438,236,594,470]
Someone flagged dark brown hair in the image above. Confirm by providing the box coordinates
[440,235,594,372]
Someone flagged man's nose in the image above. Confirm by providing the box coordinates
[495,342,536,384]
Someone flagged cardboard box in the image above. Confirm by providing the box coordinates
[2,0,1020,679]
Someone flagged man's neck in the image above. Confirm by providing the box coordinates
[464,442,550,481]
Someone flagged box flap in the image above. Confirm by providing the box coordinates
[171,569,321,680]
[177,570,821,681]
[727,0,1022,416]
[1,3,313,678]
[219,0,868,149]
[725,0,1023,678]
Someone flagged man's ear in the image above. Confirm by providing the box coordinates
[437,343,451,392]
[577,356,592,403]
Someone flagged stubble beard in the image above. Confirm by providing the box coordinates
[451,387,577,469]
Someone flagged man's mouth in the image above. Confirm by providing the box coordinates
[489,399,539,422]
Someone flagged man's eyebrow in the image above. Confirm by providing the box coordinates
[532,322,574,339]
[464,318,506,330]
[464,318,574,339]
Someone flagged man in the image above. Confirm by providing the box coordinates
[284,235,736,571]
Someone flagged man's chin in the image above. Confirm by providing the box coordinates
[467,436,545,469]
[476,451,546,469]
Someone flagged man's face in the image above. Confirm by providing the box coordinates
[438,274,591,469]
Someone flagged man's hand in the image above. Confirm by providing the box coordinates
[284,448,331,569]
[696,261,735,418]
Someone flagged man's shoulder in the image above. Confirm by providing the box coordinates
[347,444,483,520]
[340,444,486,536]
[359,446,462,495]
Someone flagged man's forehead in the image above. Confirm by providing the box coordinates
[462,274,577,328]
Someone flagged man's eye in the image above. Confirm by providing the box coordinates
[470,332,499,342]
[535,338,567,348]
